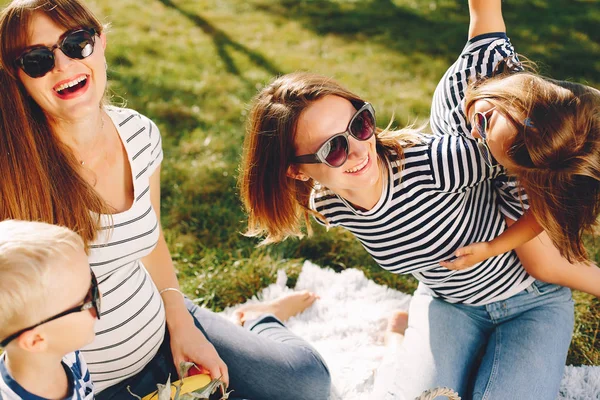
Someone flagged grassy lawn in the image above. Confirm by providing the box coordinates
[91,0,599,365]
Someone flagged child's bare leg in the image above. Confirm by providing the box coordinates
[232,291,319,326]
[507,217,600,297]
[384,310,409,351]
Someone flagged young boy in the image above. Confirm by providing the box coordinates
[0,220,99,399]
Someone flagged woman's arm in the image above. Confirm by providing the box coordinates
[142,166,229,385]
[468,0,505,39]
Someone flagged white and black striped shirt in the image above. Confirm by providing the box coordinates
[430,32,528,220]
[312,33,534,305]
[81,106,166,392]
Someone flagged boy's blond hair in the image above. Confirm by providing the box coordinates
[0,220,85,342]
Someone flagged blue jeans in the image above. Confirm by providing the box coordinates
[96,298,331,400]
[374,280,574,400]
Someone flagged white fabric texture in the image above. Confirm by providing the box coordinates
[222,261,599,400]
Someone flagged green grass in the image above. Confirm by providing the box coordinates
[90,0,599,366]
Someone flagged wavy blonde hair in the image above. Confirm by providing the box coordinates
[466,72,600,262]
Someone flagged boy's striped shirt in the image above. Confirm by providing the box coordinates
[0,351,94,399]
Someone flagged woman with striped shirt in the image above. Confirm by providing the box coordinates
[238,1,598,398]
[0,0,330,399]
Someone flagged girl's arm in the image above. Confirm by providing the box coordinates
[441,215,600,297]
[440,0,531,269]
[507,218,600,298]
[440,210,542,269]
[468,0,505,39]
[141,166,229,385]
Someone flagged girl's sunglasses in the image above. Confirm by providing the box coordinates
[294,102,376,168]
[16,27,97,78]
[0,271,101,347]
[472,107,498,167]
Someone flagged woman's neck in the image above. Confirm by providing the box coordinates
[50,108,106,150]
[338,155,387,212]
[50,108,110,167]
[5,351,70,399]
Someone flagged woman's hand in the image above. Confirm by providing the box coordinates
[142,168,229,387]
[168,317,230,387]
[440,242,493,270]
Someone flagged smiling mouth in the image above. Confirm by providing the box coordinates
[344,155,369,173]
[54,75,88,95]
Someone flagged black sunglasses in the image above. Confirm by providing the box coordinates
[0,271,101,347]
[293,102,376,168]
[472,107,498,167]
[16,27,97,78]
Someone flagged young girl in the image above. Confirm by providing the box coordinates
[239,0,595,398]
[431,1,600,297]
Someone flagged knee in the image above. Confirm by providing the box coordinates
[302,353,331,400]
[286,351,332,400]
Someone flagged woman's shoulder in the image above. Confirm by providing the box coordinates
[310,184,343,211]
[105,105,162,147]
[105,106,163,172]
[312,183,336,201]
[105,105,156,126]
[395,132,481,168]
[389,132,436,157]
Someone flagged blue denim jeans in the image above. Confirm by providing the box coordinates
[374,280,574,400]
[96,298,330,400]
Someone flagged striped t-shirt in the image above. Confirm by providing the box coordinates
[81,106,166,392]
[311,33,534,305]
[430,32,528,221]
[0,351,94,399]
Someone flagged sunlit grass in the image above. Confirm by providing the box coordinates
[88,0,600,366]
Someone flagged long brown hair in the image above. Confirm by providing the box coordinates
[0,0,109,247]
[239,72,421,245]
[466,72,600,262]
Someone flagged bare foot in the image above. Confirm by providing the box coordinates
[387,310,409,334]
[232,291,319,326]
[384,310,409,350]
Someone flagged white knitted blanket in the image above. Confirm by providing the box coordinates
[223,262,600,400]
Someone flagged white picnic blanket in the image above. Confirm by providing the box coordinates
[223,261,600,400]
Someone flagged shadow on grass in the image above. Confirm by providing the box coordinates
[157,0,282,79]
[503,0,600,83]
[253,0,468,65]
[253,0,600,84]
[107,68,248,148]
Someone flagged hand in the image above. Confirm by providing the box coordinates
[439,242,493,270]
[168,319,229,387]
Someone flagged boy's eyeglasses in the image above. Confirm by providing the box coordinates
[472,107,498,167]
[293,102,376,168]
[0,271,101,347]
[16,27,97,78]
